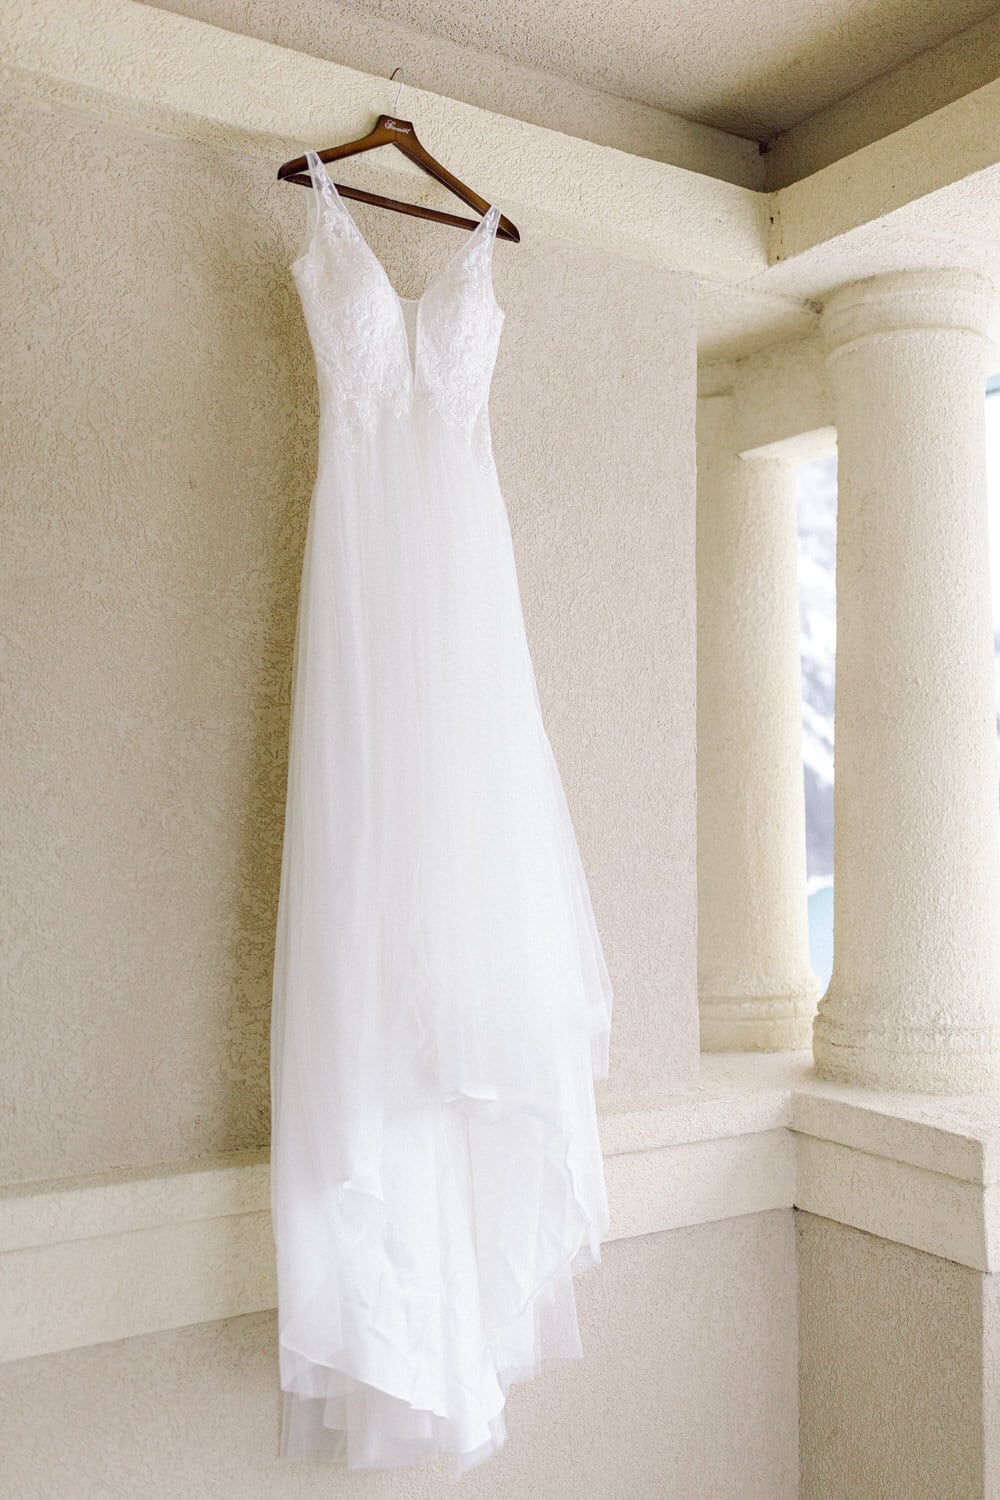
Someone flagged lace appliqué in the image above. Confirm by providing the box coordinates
[292,212,411,454]
[418,227,504,473]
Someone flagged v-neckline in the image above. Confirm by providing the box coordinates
[306,150,498,315]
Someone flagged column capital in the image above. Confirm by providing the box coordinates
[820,268,1000,362]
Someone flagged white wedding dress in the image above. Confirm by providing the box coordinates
[269,149,613,1480]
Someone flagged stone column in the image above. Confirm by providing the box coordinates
[697,392,821,1050]
[815,269,1000,1091]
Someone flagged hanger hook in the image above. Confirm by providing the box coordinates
[389,67,404,115]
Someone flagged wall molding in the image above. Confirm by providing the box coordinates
[5,0,1000,319]
[5,1053,1000,1364]
[0,0,765,284]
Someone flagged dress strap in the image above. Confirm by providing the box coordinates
[479,205,503,267]
[475,206,503,301]
[303,149,346,238]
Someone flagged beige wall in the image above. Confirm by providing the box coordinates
[798,1213,988,1500]
[1,92,697,1177]
[1,80,706,1496]
[0,1210,799,1499]
[141,0,765,186]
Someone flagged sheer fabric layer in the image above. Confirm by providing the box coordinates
[270,157,613,1480]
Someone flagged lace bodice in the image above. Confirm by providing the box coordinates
[291,150,504,466]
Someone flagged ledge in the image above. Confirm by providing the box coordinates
[6,0,1000,308]
[0,0,765,283]
[7,0,1000,369]
[770,77,1000,267]
[6,1052,1000,1365]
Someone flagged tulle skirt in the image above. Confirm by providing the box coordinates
[270,403,613,1479]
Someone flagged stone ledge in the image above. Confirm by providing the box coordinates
[5,1051,1000,1364]
[8,0,1000,308]
[0,0,764,282]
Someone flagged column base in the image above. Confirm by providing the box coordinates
[813,1007,1000,1093]
[700,986,821,1051]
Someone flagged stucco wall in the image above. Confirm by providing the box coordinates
[0,1210,799,1499]
[798,1213,987,1499]
[0,82,713,1495]
[138,0,764,186]
[1,92,696,1182]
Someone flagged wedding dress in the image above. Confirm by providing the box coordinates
[269,149,613,1479]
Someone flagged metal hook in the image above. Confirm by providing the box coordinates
[389,67,404,115]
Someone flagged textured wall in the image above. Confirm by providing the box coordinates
[187,0,1000,138]
[983,1258,1000,1497]
[798,1213,987,1499]
[140,0,1000,191]
[166,0,997,138]
[0,94,696,1183]
[762,9,1000,187]
[143,0,763,186]
[0,1210,799,1499]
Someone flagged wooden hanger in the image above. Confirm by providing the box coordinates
[276,70,519,244]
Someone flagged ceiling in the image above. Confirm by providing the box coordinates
[340,0,1000,139]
